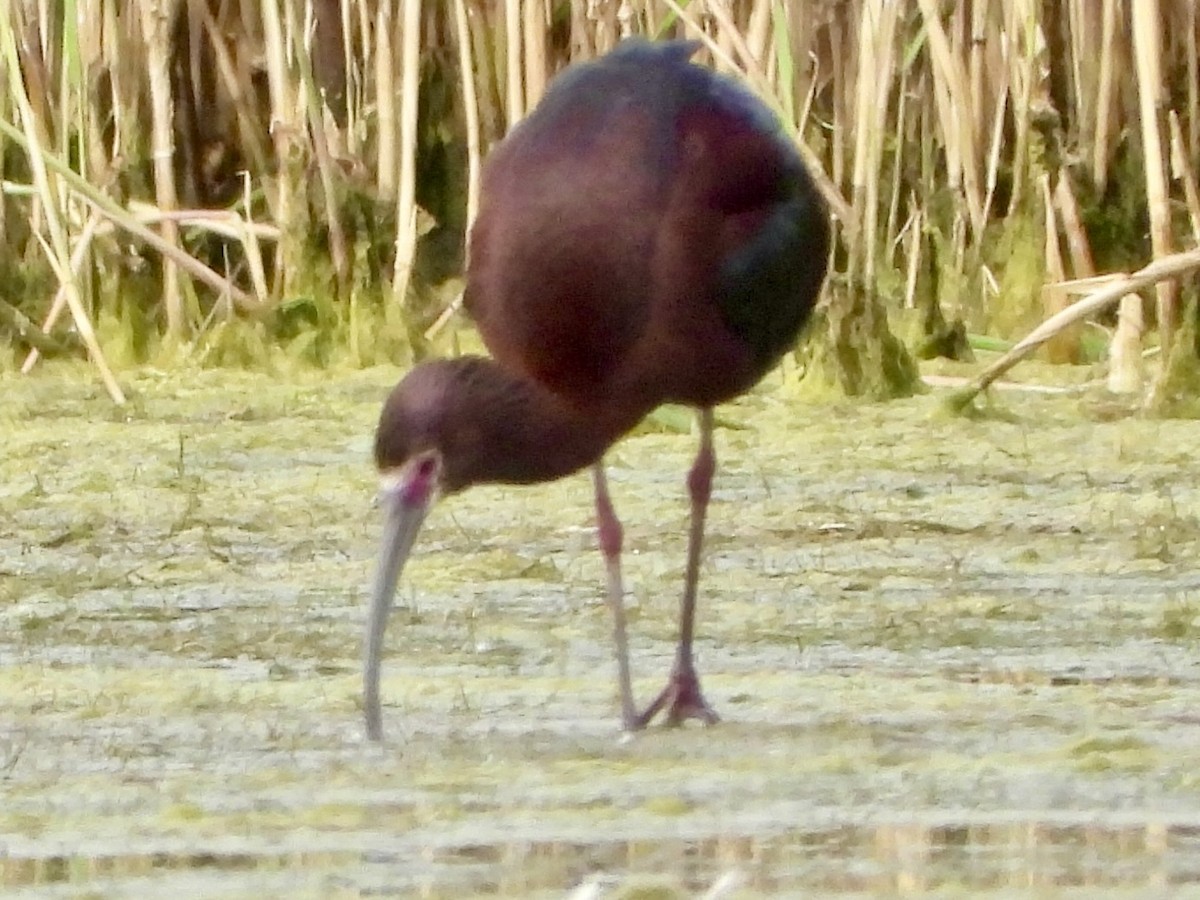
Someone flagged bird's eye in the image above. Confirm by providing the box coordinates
[416,456,439,480]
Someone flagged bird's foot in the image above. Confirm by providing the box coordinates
[628,664,720,730]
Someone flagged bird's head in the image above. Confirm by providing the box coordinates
[373,357,498,493]
[363,361,462,740]
[364,358,508,740]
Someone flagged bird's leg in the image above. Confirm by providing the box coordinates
[635,408,720,728]
[592,462,638,729]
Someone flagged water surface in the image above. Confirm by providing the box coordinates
[2,361,1198,897]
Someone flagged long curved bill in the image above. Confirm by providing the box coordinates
[363,477,431,741]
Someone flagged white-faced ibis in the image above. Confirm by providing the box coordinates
[364,39,829,741]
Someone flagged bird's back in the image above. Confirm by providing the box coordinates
[467,40,828,413]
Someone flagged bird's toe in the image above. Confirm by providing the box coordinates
[631,666,720,729]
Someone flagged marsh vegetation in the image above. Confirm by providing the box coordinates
[3,1,1200,400]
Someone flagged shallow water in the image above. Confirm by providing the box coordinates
[2,361,1199,897]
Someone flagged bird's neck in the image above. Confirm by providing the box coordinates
[451,360,648,490]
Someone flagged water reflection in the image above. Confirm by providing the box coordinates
[3,820,1198,895]
[0,850,337,888]
[409,822,1200,895]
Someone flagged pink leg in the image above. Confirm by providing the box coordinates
[592,462,638,729]
[634,408,720,728]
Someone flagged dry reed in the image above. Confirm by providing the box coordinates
[0,0,1198,399]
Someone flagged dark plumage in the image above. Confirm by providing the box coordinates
[364,39,829,740]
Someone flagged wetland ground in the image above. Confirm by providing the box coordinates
[2,358,1200,897]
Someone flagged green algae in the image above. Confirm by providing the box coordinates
[2,360,1200,896]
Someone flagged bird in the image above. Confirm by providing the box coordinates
[363,38,830,741]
